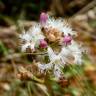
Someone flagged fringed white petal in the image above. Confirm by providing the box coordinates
[38,63,53,73]
[68,41,81,52]
[53,65,62,79]
[21,42,35,52]
[29,24,45,41]
[19,23,45,52]
[68,40,82,64]
[47,47,58,62]
[62,26,76,36]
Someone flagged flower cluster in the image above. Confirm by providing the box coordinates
[19,12,83,79]
[19,23,46,52]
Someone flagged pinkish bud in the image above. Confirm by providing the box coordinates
[63,35,72,45]
[39,39,47,48]
[40,12,48,26]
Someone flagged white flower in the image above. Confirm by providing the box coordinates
[38,61,63,79]
[38,41,82,78]
[37,46,64,78]
[39,43,82,78]
[19,23,45,52]
[19,13,84,79]
[44,17,76,36]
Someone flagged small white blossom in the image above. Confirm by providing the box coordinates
[44,17,76,36]
[38,46,64,78]
[19,23,45,52]
[38,41,82,78]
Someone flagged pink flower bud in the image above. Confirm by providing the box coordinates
[40,12,48,26]
[39,39,47,48]
[63,35,72,45]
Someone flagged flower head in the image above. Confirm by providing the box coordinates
[44,17,76,36]
[19,12,84,79]
[19,24,45,52]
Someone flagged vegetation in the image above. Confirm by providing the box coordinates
[0,0,96,96]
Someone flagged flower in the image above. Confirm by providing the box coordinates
[19,31,35,52]
[19,12,83,79]
[38,47,65,79]
[19,23,45,52]
[44,17,76,36]
[38,41,82,78]
[41,16,76,43]
[39,39,47,48]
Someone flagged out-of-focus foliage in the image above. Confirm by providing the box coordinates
[0,0,92,26]
[0,0,51,26]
